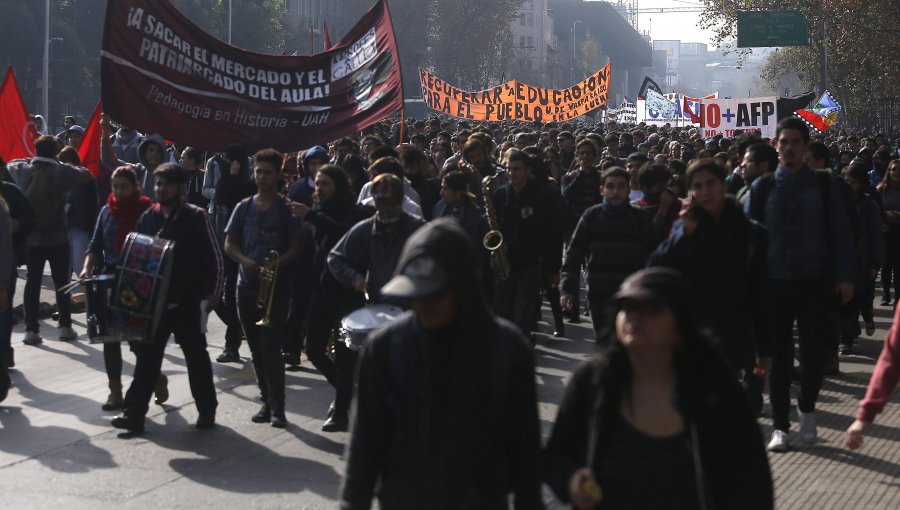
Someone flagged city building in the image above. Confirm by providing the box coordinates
[509,0,556,87]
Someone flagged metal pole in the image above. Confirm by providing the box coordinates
[570,20,582,84]
[228,0,233,44]
[42,0,50,123]
[818,18,827,93]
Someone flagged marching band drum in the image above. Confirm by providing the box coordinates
[339,304,405,352]
[82,233,175,344]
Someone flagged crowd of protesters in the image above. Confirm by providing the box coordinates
[1,110,900,508]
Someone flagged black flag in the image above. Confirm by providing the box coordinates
[637,77,662,99]
[777,91,816,121]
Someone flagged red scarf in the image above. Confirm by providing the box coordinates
[108,191,152,253]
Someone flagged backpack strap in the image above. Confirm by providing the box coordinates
[748,173,775,222]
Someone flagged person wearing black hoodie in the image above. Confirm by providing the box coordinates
[289,164,372,431]
[340,218,543,510]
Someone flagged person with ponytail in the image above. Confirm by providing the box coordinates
[81,166,161,411]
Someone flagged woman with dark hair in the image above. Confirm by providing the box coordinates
[544,268,773,510]
[877,159,900,305]
[81,166,160,410]
[335,153,369,201]
[289,164,372,431]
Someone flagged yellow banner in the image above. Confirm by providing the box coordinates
[418,64,610,123]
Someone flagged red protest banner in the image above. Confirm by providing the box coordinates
[101,0,403,152]
[0,66,38,161]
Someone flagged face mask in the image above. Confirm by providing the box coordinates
[375,207,402,233]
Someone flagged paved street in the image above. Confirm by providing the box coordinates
[1,269,899,509]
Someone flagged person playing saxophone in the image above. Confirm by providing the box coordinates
[224,149,303,428]
[489,149,563,343]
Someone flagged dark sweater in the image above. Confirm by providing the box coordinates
[561,202,657,300]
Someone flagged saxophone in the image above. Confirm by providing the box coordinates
[256,250,279,327]
[482,173,511,281]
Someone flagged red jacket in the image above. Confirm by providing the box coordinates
[858,305,900,422]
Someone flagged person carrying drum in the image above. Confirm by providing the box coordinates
[81,166,169,412]
[224,149,303,429]
[340,218,543,509]
[111,163,223,434]
[327,167,425,432]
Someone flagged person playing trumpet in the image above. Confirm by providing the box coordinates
[224,149,303,428]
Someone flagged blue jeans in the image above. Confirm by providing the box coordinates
[68,228,89,275]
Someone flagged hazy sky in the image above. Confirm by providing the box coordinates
[611,0,719,47]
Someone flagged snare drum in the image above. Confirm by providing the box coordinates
[106,233,175,344]
[340,304,405,352]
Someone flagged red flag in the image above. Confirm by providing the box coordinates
[683,96,701,124]
[323,21,332,50]
[0,66,38,161]
[78,100,104,177]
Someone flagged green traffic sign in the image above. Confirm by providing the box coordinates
[737,10,809,48]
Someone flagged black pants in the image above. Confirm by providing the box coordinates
[769,278,828,432]
[304,289,348,388]
[237,290,288,412]
[882,228,900,299]
[1,266,17,359]
[122,303,217,421]
[216,257,242,352]
[589,295,611,345]
[333,337,358,419]
[284,264,314,356]
[495,264,542,337]
[23,243,71,332]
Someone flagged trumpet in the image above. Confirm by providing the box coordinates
[482,172,510,281]
[256,250,279,327]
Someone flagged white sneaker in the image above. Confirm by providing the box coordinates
[767,429,789,452]
[23,331,43,346]
[797,406,817,444]
[58,326,77,341]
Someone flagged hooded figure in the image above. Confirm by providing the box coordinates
[110,126,144,165]
[340,218,544,510]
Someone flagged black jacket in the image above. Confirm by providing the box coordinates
[560,202,657,300]
[341,315,543,510]
[544,347,773,510]
[0,181,34,265]
[491,179,564,274]
[647,198,773,366]
[135,202,223,306]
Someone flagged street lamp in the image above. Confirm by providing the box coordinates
[570,20,583,84]
[42,36,63,127]
[228,0,232,44]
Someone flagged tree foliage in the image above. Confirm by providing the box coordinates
[699,0,900,126]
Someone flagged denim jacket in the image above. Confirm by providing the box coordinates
[746,164,855,283]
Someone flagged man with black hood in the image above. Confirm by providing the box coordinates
[340,218,543,510]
